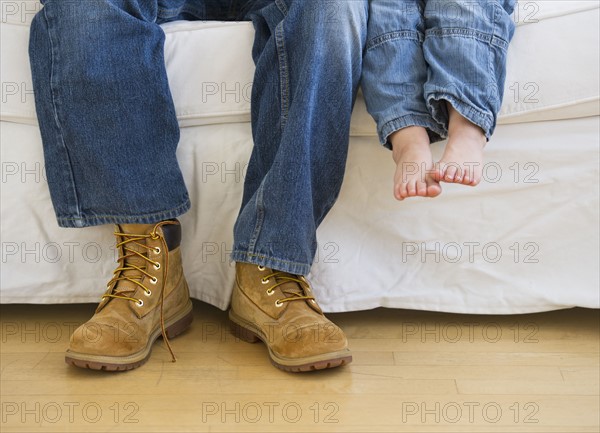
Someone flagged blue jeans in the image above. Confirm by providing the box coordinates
[362,0,516,147]
[29,0,368,275]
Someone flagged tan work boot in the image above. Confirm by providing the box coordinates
[65,219,193,371]
[229,263,352,372]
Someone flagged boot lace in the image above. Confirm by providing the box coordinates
[102,221,178,362]
[258,267,315,307]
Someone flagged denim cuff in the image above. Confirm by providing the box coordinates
[380,113,447,150]
[230,250,311,276]
[56,199,191,228]
[427,93,495,140]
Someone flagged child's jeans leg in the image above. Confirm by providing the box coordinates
[362,0,446,148]
[423,0,516,138]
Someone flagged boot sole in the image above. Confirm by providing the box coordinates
[228,310,352,372]
[65,301,194,372]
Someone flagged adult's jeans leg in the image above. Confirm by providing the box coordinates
[29,0,189,228]
[232,0,368,275]
[423,0,516,138]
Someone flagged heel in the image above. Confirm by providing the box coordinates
[165,310,193,339]
[229,319,260,343]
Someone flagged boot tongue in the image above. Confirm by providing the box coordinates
[95,223,158,312]
[119,224,154,235]
[111,224,155,293]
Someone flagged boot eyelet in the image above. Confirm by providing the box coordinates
[257,265,265,271]
[153,262,161,270]
[261,278,270,285]
[150,277,158,285]
[154,247,161,254]
[136,300,144,307]
[266,289,275,296]
[311,299,316,303]
[144,290,152,297]
[150,233,160,240]
[275,300,283,307]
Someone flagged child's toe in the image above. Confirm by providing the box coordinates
[445,166,458,182]
[416,180,428,197]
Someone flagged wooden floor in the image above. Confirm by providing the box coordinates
[1,302,598,432]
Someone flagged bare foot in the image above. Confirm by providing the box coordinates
[390,126,441,201]
[433,103,486,186]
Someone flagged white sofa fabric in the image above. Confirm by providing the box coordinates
[1,1,599,313]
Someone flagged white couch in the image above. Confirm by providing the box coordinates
[1,1,599,313]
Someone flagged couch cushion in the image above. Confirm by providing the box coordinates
[1,1,598,132]
[162,21,255,127]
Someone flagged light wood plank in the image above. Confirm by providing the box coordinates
[1,303,598,433]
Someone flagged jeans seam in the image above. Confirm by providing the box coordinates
[428,93,494,138]
[232,251,303,267]
[274,20,290,132]
[487,4,500,107]
[44,7,81,221]
[274,0,288,15]
[425,28,509,50]
[366,30,424,52]
[246,182,266,253]
[230,251,310,275]
[380,114,447,148]
[55,199,191,228]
